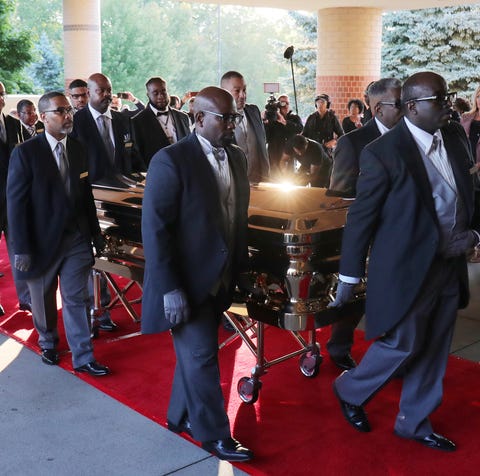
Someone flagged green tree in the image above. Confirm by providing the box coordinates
[29,32,64,91]
[0,0,34,92]
[382,6,480,96]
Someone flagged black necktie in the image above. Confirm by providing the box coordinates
[156,111,169,117]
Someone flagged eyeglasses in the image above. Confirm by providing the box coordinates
[202,110,243,125]
[377,100,402,109]
[43,107,75,116]
[279,101,289,107]
[406,92,457,105]
[70,93,87,99]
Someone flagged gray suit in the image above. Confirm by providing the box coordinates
[335,119,476,438]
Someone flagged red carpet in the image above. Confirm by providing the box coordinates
[1,239,480,475]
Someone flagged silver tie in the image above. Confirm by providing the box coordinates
[428,135,457,191]
[0,120,6,143]
[55,142,69,194]
[98,115,115,162]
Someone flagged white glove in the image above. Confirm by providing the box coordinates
[327,280,356,308]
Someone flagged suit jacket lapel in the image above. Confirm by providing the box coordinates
[443,126,473,219]
[396,120,438,224]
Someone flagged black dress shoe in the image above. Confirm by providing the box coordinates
[395,431,456,452]
[330,353,357,370]
[98,319,118,331]
[19,302,32,312]
[75,361,110,376]
[167,418,193,437]
[333,382,370,432]
[41,349,59,365]
[202,437,253,462]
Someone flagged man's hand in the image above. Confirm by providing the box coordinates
[164,289,190,325]
[444,230,477,257]
[327,280,356,308]
[14,254,32,272]
[92,234,107,257]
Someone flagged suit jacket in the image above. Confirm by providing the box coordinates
[6,133,100,279]
[19,120,45,142]
[340,119,476,340]
[0,114,22,232]
[141,133,250,334]
[238,104,270,183]
[71,106,139,184]
[329,118,381,196]
[130,106,190,167]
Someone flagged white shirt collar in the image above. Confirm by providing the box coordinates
[374,117,391,135]
[404,117,443,155]
[88,103,112,121]
[149,104,170,115]
[45,130,67,153]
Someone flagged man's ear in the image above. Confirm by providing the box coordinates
[194,111,204,127]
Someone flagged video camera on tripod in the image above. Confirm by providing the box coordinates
[264,82,280,123]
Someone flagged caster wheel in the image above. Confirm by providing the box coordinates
[237,376,262,404]
[299,351,323,378]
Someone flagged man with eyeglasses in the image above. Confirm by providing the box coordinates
[329,72,478,452]
[141,86,253,462]
[220,70,270,183]
[264,94,303,179]
[327,78,402,373]
[131,76,190,167]
[6,91,110,376]
[16,99,44,141]
[330,78,403,198]
[68,79,88,113]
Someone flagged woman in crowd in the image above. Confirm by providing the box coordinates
[460,85,480,162]
[342,98,364,133]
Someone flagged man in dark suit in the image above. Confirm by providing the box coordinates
[326,78,402,371]
[330,78,403,198]
[330,72,479,452]
[17,99,44,141]
[68,79,88,113]
[71,72,138,331]
[0,81,32,312]
[7,92,109,376]
[71,72,141,186]
[130,76,190,167]
[221,71,270,183]
[141,86,253,462]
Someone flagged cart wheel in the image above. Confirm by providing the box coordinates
[299,351,323,378]
[237,377,261,404]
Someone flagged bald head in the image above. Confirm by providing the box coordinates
[194,86,238,147]
[87,73,113,113]
[402,71,451,133]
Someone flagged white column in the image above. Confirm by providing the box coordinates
[63,0,101,88]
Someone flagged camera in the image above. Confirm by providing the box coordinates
[265,94,280,123]
[263,82,280,123]
[116,92,129,99]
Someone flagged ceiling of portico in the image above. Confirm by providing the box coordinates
[177,0,478,12]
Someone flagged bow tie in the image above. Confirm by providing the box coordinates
[156,111,169,117]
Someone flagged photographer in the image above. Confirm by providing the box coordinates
[279,134,331,187]
[263,94,303,179]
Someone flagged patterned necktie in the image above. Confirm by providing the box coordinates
[55,142,70,194]
[0,120,6,143]
[98,115,115,162]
